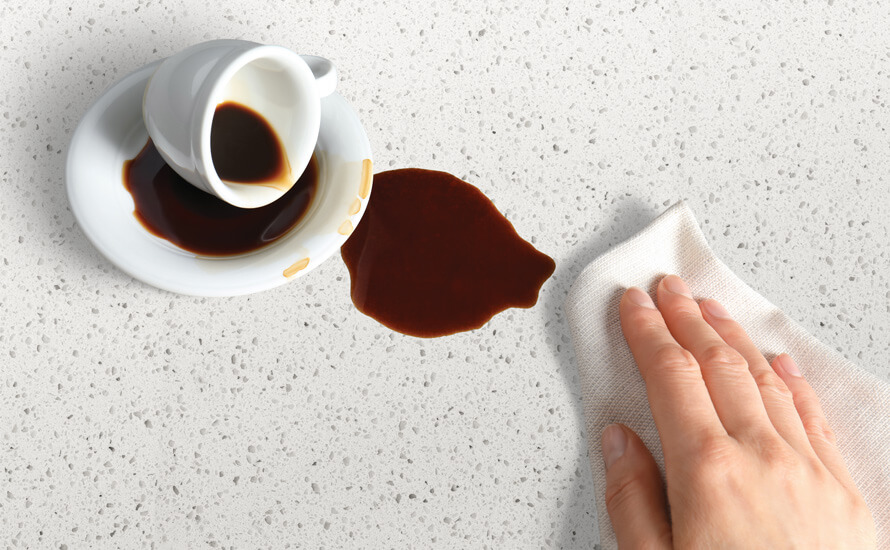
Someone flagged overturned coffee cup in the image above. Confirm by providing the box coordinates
[143,39,337,208]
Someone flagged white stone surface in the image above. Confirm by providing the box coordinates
[0,0,888,548]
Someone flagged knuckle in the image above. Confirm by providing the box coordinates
[822,423,838,444]
[685,459,724,488]
[650,344,696,374]
[751,368,793,399]
[837,483,864,510]
[848,492,872,521]
[604,473,647,515]
[802,414,837,445]
[808,459,834,483]
[697,432,733,456]
[640,533,673,550]
[653,526,674,550]
[698,344,747,371]
[758,437,801,472]
[672,308,702,323]
[634,318,672,341]
[686,434,736,482]
[627,308,659,327]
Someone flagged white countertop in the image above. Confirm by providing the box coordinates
[1,0,887,547]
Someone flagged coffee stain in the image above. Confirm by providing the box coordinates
[337,220,354,236]
[359,159,373,199]
[348,198,362,216]
[283,257,310,278]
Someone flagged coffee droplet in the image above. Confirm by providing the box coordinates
[210,102,292,190]
[340,168,555,338]
[123,140,317,256]
[348,198,362,215]
[359,159,373,199]
[338,220,354,236]
[283,257,310,278]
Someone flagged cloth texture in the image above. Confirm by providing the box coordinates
[565,202,890,548]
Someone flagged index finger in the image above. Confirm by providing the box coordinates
[619,287,727,459]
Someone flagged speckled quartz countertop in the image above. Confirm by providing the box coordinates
[1,1,888,548]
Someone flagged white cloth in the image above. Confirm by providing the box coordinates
[565,202,890,549]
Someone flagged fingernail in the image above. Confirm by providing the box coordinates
[626,287,656,309]
[602,424,628,470]
[662,275,693,298]
[702,299,731,319]
[776,354,802,378]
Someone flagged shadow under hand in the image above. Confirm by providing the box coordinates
[543,196,657,549]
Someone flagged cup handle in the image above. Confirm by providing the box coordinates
[301,55,337,98]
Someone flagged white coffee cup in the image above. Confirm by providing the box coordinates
[143,39,337,208]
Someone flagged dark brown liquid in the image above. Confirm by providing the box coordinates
[123,140,317,256]
[210,102,290,187]
[340,169,555,338]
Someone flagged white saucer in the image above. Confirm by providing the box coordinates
[66,60,373,297]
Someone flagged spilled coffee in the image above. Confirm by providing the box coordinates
[341,168,555,338]
[123,139,317,256]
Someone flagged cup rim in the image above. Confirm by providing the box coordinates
[191,44,320,209]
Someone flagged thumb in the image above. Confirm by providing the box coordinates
[602,423,672,549]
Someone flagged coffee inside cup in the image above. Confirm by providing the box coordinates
[210,101,293,192]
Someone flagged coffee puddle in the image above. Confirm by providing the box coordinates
[340,168,555,338]
[123,139,317,256]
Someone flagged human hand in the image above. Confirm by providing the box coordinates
[602,275,876,549]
